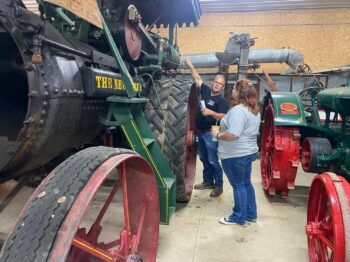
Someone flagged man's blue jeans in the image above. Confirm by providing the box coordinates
[197,131,223,187]
[221,152,258,224]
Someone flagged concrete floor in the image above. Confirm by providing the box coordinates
[157,159,313,262]
[0,158,313,261]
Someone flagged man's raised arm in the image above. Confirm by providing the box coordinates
[183,57,203,87]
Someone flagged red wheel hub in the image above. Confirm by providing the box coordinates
[302,138,312,171]
[50,154,159,262]
[260,103,301,198]
[306,172,350,262]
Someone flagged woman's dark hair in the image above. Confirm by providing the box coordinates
[237,86,260,115]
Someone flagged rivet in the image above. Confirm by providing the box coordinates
[39,119,44,125]
[44,91,49,97]
[54,89,59,94]
[40,71,45,76]
[29,91,38,98]
[37,191,46,199]
[41,110,46,115]
[63,89,68,94]
[42,101,48,107]
[23,117,33,124]
[43,82,49,88]
[7,149,14,155]
[24,64,34,71]
[57,196,67,204]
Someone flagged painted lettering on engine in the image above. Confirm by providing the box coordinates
[95,76,141,91]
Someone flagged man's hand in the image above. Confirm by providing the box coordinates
[183,57,193,68]
[253,67,277,92]
[183,57,203,87]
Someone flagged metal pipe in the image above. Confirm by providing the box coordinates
[249,48,304,70]
[179,48,304,73]
[179,53,221,68]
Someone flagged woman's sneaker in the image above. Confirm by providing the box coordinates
[246,218,257,223]
[219,217,245,225]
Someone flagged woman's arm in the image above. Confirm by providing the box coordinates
[211,130,238,141]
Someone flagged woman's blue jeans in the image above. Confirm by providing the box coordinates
[197,131,223,187]
[221,152,258,224]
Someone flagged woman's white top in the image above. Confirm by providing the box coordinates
[218,104,260,159]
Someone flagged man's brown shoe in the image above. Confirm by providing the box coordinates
[210,187,223,197]
[194,182,214,190]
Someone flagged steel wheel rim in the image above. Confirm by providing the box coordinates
[184,84,198,200]
[306,173,345,262]
[260,103,274,191]
[49,154,159,262]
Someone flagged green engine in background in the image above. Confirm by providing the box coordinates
[267,86,350,181]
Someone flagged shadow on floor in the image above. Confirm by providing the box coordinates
[266,185,309,208]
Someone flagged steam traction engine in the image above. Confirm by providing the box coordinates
[0,0,201,261]
[260,86,350,261]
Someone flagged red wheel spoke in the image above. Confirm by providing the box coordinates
[72,236,115,261]
[121,162,131,232]
[316,229,335,251]
[102,239,121,250]
[316,186,326,222]
[95,174,122,226]
[315,239,329,262]
[131,200,148,253]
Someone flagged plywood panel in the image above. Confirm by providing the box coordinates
[45,0,102,28]
[159,8,350,72]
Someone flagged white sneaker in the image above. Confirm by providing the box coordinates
[219,217,242,225]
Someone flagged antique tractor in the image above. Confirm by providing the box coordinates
[260,86,350,261]
[0,0,201,261]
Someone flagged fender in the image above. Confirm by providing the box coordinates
[266,92,307,126]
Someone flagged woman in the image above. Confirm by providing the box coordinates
[212,81,260,225]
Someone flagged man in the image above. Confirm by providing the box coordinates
[184,57,228,197]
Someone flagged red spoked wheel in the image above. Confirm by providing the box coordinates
[0,147,159,262]
[260,103,301,198]
[305,172,350,262]
[183,83,198,200]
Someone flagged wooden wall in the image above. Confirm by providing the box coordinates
[159,8,350,73]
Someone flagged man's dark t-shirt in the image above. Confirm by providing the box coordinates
[195,83,228,130]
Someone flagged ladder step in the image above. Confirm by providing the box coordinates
[143,138,156,147]
[163,178,175,190]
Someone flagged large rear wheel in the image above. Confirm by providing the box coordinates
[144,77,198,202]
[0,147,159,262]
[305,172,350,262]
[260,102,301,198]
